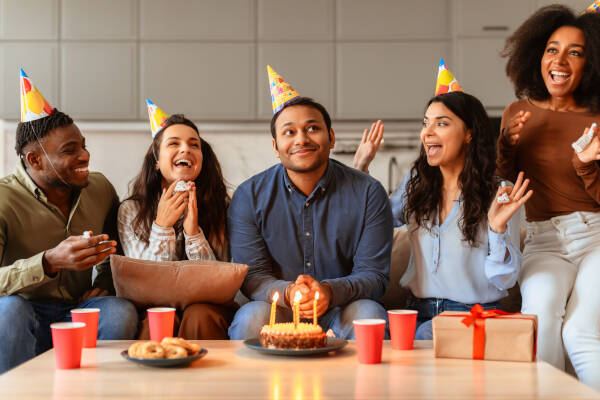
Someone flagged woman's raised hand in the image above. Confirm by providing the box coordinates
[502,110,531,146]
[353,120,384,173]
[575,124,600,164]
[488,172,533,234]
[154,180,189,228]
[183,182,199,235]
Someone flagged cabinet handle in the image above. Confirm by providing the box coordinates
[482,26,509,31]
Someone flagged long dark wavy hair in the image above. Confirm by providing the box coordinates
[502,5,600,112]
[403,92,497,246]
[126,114,229,260]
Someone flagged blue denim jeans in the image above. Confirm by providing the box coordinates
[228,299,389,340]
[0,295,138,374]
[406,294,501,340]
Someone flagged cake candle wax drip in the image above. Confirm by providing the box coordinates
[313,291,319,325]
[270,292,279,326]
[293,292,302,329]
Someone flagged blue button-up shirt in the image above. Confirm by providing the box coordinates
[390,172,522,304]
[228,159,393,308]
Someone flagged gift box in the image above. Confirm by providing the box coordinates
[432,305,537,362]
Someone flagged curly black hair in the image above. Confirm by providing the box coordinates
[15,109,73,156]
[403,92,497,246]
[502,4,600,112]
[127,114,230,260]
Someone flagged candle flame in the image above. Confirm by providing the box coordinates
[272,292,279,302]
[293,291,302,303]
[315,291,320,300]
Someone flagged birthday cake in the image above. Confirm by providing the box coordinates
[260,322,327,349]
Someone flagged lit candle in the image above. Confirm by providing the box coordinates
[269,292,279,326]
[313,291,320,325]
[293,291,302,329]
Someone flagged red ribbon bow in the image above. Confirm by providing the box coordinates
[443,304,537,361]
[460,304,511,360]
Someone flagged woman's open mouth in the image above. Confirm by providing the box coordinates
[549,70,571,85]
[426,144,442,157]
[173,159,193,169]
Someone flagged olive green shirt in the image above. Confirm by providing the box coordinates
[0,161,119,303]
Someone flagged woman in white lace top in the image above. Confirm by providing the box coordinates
[118,114,232,339]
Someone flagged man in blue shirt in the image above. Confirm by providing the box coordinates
[227,93,393,340]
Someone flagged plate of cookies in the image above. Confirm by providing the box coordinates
[122,337,207,367]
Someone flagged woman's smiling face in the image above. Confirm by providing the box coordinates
[540,25,586,100]
[420,101,471,169]
[157,124,203,186]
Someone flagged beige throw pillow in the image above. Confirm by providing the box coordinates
[110,255,249,309]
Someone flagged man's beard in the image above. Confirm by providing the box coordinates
[281,143,328,174]
[45,174,89,191]
[281,156,327,174]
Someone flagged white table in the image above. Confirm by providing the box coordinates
[0,340,598,399]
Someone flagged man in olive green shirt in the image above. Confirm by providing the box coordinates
[0,109,138,374]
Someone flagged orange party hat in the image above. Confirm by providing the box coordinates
[146,99,170,137]
[20,68,53,122]
[435,59,463,96]
[267,65,300,114]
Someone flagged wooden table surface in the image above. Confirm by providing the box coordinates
[0,340,598,399]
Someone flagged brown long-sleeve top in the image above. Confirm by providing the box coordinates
[496,99,600,221]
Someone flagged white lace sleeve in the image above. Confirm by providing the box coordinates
[117,200,178,261]
[184,229,216,260]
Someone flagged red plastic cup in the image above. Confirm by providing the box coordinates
[353,319,386,364]
[50,322,86,369]
[71,308,100,348]
[388,310,418,350]
[147,307,175,342]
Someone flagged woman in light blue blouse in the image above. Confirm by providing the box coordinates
[357,91,532,339]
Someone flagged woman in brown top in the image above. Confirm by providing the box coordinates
[498,5,600,389]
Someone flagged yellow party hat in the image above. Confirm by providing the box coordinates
[20,68,54,122]
[585,0,600,12]
[146,99,170,137]
[435,59,463,96]
[267,65,300,114]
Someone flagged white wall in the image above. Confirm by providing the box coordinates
[0,0,591,197]
[0,0,591,122]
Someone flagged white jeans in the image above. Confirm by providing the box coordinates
[520,211,600,390]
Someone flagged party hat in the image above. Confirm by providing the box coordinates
[146,99,170,137]
[585,0,600,12]
[20,68,53,122]
[435,59,463,96]
[267,65,300,114]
